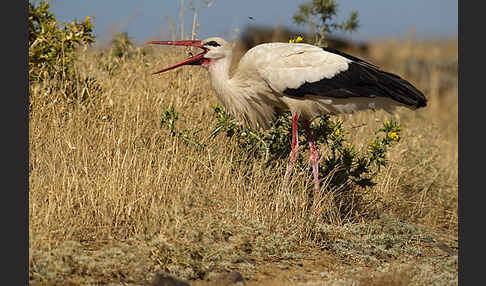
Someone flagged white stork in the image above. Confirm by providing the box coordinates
[147,37,426,192]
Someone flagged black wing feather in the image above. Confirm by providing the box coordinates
[283,48,427,108]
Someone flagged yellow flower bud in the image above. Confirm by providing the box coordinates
[370,141,377,149]
[289,36,303,44]
[389,132,399,141]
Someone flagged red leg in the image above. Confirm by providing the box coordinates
[283,113,299,187]
[303,119,320,192]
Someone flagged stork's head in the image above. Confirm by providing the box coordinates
[147,37,232,74]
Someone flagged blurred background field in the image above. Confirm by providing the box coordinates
[29,1,457,285]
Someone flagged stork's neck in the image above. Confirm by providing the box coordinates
[205,53,276,129]
[206,55,237,107]
[207,55,232,84]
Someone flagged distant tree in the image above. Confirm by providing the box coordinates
[292,0,359,46]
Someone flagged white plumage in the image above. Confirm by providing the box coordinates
[147,37,427,192]
[244,43,351,90]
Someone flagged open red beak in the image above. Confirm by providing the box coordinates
[146,40,207,75]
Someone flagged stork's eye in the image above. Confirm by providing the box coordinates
[204,41,221,47]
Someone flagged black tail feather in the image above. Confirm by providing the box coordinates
[376,69,427,108]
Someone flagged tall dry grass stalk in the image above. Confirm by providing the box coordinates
[29,36,457,284]
[180,0,185,39]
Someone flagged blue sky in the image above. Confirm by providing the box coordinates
[47,0,458,45]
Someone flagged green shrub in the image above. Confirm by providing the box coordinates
[29,1,102,108]
[29,1,94,82]
[211,104,402,189]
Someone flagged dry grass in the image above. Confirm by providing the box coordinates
[29,36,458,285]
